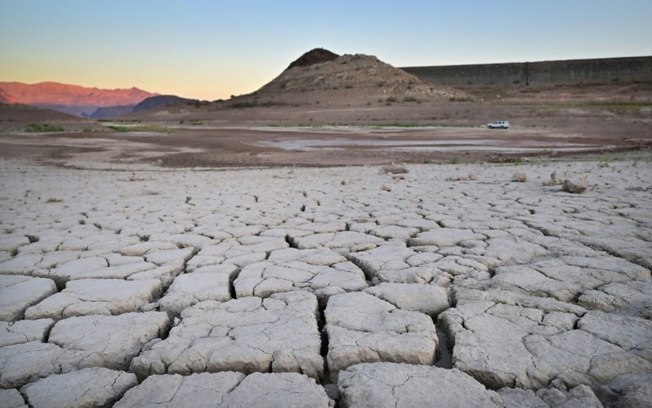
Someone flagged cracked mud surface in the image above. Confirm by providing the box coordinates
[0,156,650,407]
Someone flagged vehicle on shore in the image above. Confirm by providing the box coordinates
[487,120,510,129]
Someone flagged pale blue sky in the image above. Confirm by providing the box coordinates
[1,0,651,99]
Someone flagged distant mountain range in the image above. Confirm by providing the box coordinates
[0,81,157,116]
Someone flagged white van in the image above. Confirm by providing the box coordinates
[487,120,510,129]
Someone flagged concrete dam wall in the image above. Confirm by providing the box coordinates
[402,56,652,86]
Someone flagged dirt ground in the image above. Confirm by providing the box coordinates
[1,82,651,169]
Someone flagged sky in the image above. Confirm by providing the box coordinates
[1,0,651,100]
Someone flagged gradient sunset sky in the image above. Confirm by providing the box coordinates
[1,0,651,100]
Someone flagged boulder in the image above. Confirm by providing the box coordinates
[562,174,588,194]
[512,172,527,182]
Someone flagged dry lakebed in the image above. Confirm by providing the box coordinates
[0,152,650,407]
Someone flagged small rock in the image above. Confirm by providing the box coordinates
[543,170,567,186]
[562,174,588,194]
[446,174,477,181]
[512,172,527,182]
[380,165,408,175]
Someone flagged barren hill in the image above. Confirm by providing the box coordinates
[234,48,449,106]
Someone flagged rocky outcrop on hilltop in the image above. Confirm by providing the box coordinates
[287,48,339,69]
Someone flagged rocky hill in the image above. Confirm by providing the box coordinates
[88,96,197,119]
[232,48,449,106]
[0,81,156,116]
[132,95,196,113]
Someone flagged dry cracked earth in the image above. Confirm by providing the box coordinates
[0,157,650,407]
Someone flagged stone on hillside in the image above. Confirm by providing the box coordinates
[131,291,323,380]
[325,292,437,380]
[0,275,57,321]
[24,278,161,319]
[338,363,502,408]
[21,367,137,408]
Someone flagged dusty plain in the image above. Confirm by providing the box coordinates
[0,78,651,407]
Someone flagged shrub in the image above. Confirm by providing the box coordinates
[108,125,168,132]
[24,123,64,132]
